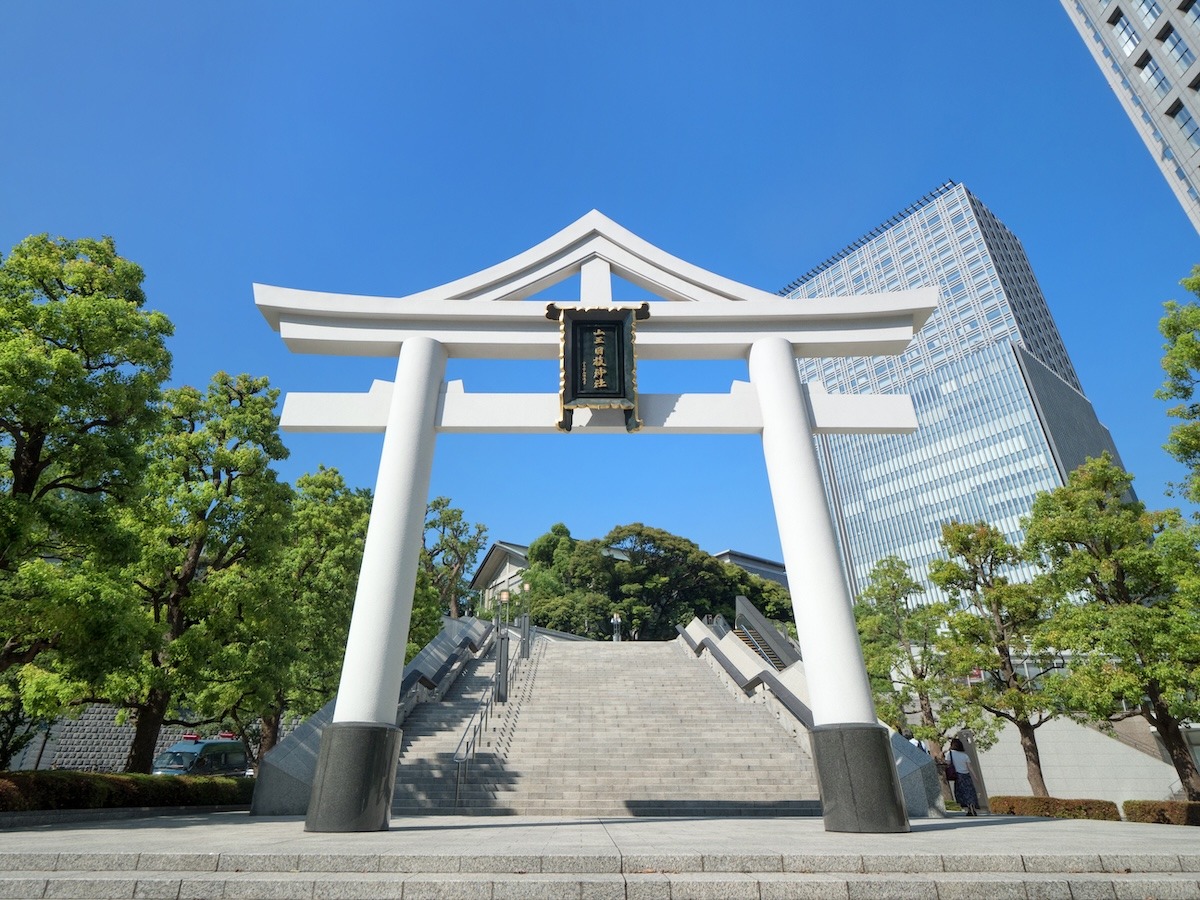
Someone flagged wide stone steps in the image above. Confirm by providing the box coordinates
[387,638,821,816]
[4,846,1199,899]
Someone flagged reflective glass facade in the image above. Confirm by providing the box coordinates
[783,182,1123,599]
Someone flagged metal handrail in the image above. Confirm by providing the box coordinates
[736,624,784,670]
[452,624,524,806]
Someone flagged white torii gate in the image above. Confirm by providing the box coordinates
[256,211,936,834]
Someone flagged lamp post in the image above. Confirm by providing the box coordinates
[496,588,510,702]
[519,581,532,659]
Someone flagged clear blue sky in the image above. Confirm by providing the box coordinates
[4,4,1199,564]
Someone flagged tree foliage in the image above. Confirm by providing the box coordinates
[104,372,292,773]
[1158,270,1200,502]
[521,523,789,641]
[188,467,371,760]
[1025,454,1200,801]
[0,670,50,771]
[929,522,1062,796]
[855,556,959,768]
[0,235,172,677]
[421,496,487,619]
[0,232,496,773]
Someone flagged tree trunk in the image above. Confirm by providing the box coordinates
[916,693,953,803]
[257,689,286,761]
[125,687,171,773]
[258,708,282,761]
[1148,695,1200,801]
[1016,719,1049,796]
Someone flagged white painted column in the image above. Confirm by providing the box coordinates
[333,336,447,725]
[749,336,876,726]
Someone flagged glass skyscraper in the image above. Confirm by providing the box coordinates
[782,182,1124,599]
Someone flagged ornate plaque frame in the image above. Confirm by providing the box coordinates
[546,302,649,432]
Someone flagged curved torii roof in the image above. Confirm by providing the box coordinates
[255,210,936,360]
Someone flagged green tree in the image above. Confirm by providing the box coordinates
[521,522,782,640]
[527,522,575,575]
[406,565,443,663]
[523,524,605,638]
[0,235,172,676]
[188,467,372,758]
[603,524,737,640]
[1158,269,1200,502]
[105,372,291,773]
[421,496,487,619]
[725,565,794,635]
[1025,455,1200,800]
[930,522,1063,797]
[855,556,959,771]
[0,670,50,770]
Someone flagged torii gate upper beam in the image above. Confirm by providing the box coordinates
[255,286,935,361]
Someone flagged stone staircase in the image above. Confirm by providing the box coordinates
[392,637,820,816]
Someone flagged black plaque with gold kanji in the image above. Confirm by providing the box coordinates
[546,303,649,432]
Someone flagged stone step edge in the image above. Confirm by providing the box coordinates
[2,852,1197,875]
[3,869,1200,900]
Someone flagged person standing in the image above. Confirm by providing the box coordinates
[611,611,622,642]
[947,737,979,816]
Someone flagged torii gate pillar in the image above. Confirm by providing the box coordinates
[751,337,908,833]
[255,210,936,835]
[305,336,446,832]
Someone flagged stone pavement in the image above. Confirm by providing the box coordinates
[0,811,1198,898]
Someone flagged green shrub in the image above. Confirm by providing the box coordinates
[1123,800,1200,826]
[0,772,253,812]
[989,795,1120,821]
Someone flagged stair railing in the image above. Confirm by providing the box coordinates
[737,626,784,671]
[488,631,546,758]
[451,624,525,806]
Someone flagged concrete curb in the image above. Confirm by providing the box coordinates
[0,805,249,830]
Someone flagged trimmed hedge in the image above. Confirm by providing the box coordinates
[988,795,1121,821]
[1123,800,1200,826]
[0,772,253,812]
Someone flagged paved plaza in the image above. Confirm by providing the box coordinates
[0,811,1198,898]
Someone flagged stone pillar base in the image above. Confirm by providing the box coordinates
[304,723,401,832]
[810,723,910,833]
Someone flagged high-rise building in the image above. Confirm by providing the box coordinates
[1059,0,1200,233]
[781,182,1124,598]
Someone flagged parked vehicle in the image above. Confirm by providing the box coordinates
[152,732,250,776]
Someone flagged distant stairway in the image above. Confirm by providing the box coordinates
[733,625,786,671]
[394,638,820,816]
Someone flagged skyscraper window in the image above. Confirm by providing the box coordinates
[1183,0,1200,31]
[1136,52,1172,96]
[1111,11,1142,54]
[1169,99,1200,147]
[1161,25,1196,71]
[1134,0,1162,26]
